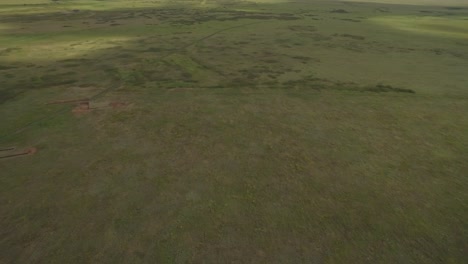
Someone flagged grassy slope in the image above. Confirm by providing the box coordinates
[1,0,467,263]
[343,0,468,6]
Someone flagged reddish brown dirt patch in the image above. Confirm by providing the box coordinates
[72,101,91,115]
[0,147,37,160]
[27,147,37,155]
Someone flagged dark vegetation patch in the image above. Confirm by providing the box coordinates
[306,33,333,42]
[375,7,390,13]
[62,58,92,63]
[445,7,465,10]
[63,63,80,68]
[0,89,22,104]
[116,53,134,58]
[0,65,17,70]
[334,34,365,40]
[172,11,299,25]
[109,68,147,85]
[234,41,250,45]
[288,25,317,32]
[2,71,79,102]
[418,10,461,16]
[290,56,320,63]
[331,9,349,14]
[363,84,415,93]
[0,47,21,56]
[282,76,414,94]
[4,73,15,78]
[32,73,78,87]
[145,47,163,52]
[0,8,300,33]
[339,18,361,22]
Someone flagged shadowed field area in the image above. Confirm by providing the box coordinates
[1,0,467,263]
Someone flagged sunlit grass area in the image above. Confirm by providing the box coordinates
[0,0,221,14]
[372,16,468,39]
[1,37,136,61]
[0,23,11,33]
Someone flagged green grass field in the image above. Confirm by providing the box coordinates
[1,0,467,263]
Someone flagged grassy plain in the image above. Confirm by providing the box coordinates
[1,0,467,263]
